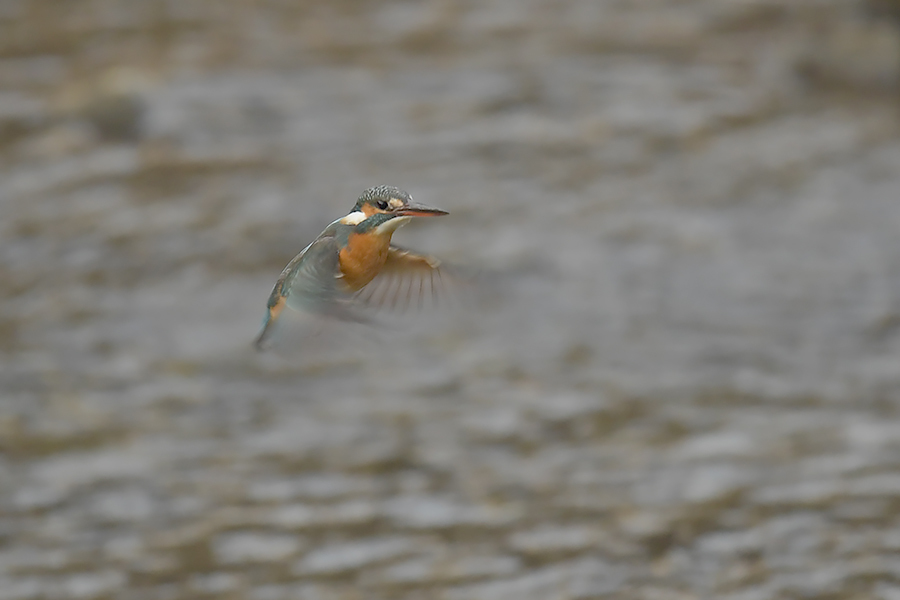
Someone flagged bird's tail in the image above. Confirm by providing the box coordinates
[253,296,287,351]
[254,313,275,350]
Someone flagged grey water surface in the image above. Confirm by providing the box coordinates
[3,1,900,598]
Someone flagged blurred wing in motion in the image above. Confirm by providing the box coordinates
[254,232,364,350]
[353,245,458,314]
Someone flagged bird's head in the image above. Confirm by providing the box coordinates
[341,186,448,233]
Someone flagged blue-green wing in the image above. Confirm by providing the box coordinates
[278,237,343,312]
[255,228,360,350]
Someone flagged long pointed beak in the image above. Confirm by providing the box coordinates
[396,202,448,217]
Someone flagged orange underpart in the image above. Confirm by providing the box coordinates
[269,295,287,321]
[339,231,392,291]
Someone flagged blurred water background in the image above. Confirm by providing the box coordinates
[3,1,900,598]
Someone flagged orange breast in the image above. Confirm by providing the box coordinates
[338,232,391,291]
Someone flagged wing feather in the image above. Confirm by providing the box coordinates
[354,245,453,312]
[256,229,364,349]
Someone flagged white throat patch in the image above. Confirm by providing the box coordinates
[374,215,411,235]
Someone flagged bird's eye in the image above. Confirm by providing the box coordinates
[376,200,389,210]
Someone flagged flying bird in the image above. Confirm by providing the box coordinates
[255,185,450,349]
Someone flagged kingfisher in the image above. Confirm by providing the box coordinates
[255,185,449,350]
